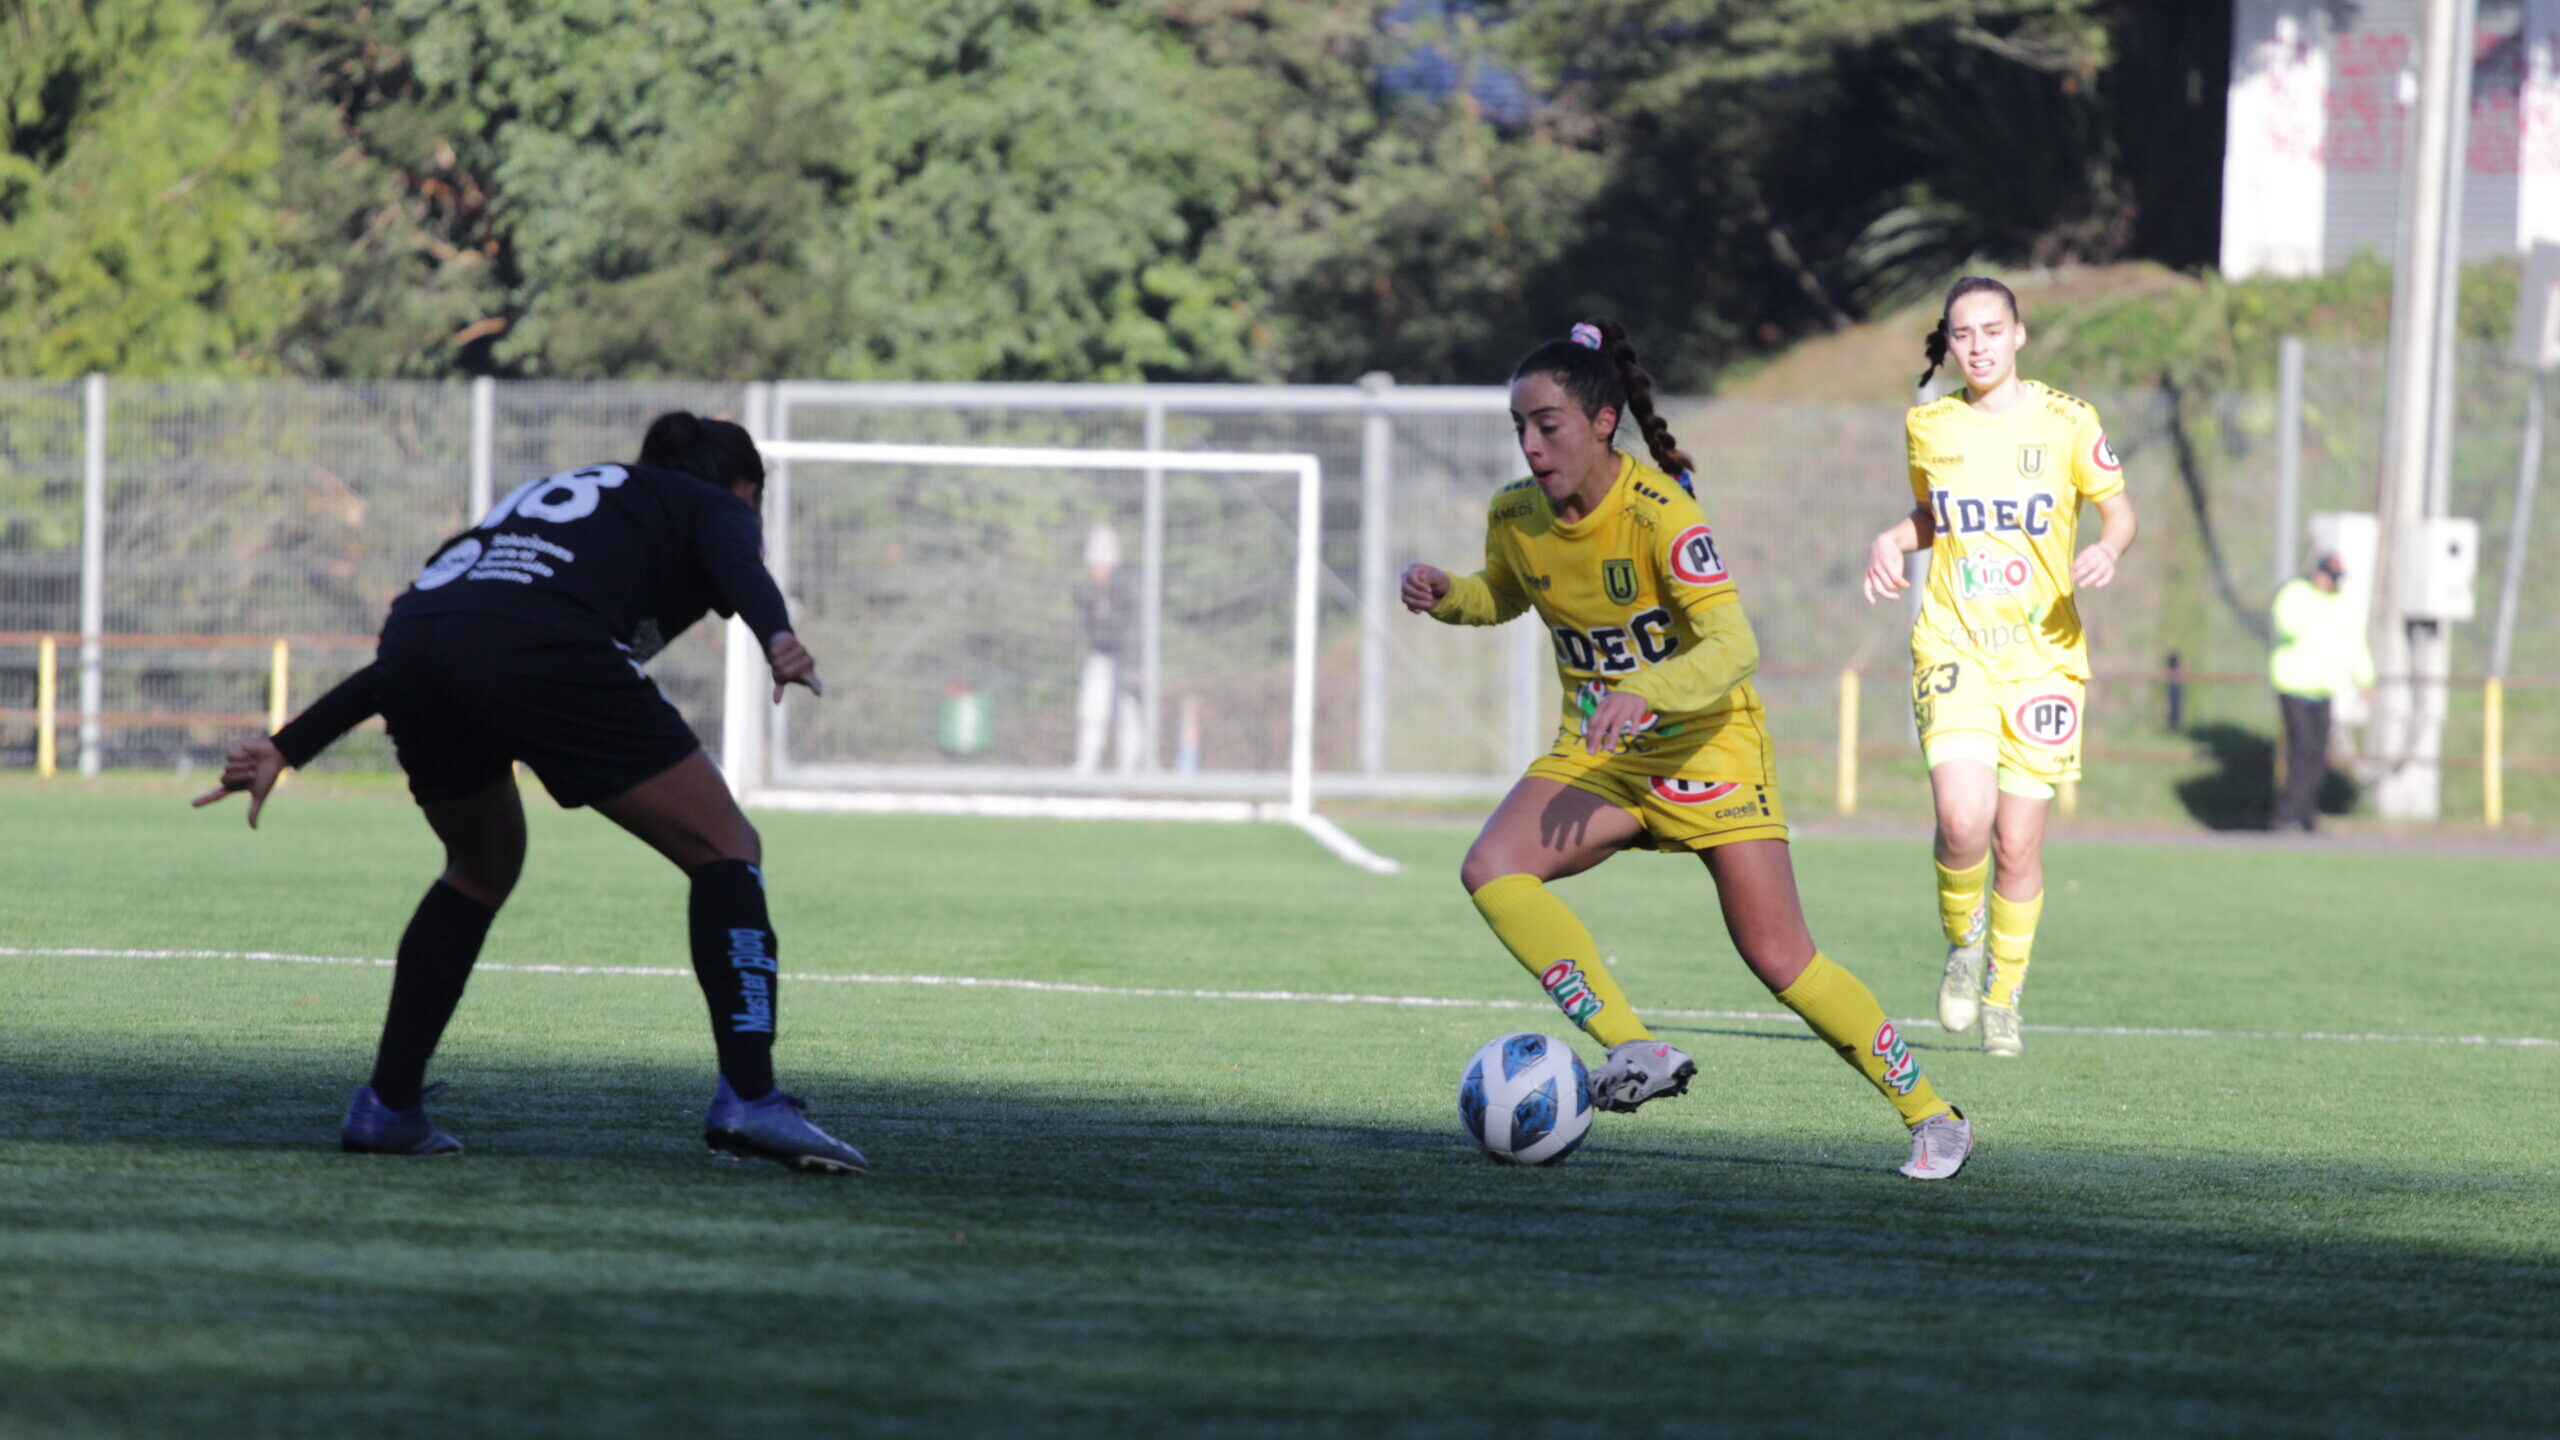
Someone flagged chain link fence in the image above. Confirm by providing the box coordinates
[1,363,2550,825]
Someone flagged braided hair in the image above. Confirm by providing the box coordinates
[1510,318,1696,483]
[1916,276,2022,392]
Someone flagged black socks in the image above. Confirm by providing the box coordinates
[369,864,782,1110]
[687,859,778,1101]
[370,880,497,1112]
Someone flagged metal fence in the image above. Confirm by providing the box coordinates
[1,359,2551,824]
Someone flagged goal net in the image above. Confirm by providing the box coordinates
[720,439,1399,874]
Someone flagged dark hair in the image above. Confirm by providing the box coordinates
[1917,276,2023,391]
[1509,317,1695,479]
[638,411,765,491]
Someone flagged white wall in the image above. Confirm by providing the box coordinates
[2222,0,2560,278]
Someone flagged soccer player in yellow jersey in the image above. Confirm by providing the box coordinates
[1405,319,1973,1180]
[1863,277,2139,1058]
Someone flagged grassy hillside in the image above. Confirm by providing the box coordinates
[1719,256,2524,403]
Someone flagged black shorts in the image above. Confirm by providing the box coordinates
[375,613,701,808]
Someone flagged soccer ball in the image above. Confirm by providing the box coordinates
[1457,1032,1594,1165]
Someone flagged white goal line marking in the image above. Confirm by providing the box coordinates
[4,945,2555,1051]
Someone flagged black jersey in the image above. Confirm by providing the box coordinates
[389,462,791,660]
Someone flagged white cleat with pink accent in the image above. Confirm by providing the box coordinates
[1587,1039,1697,1113]
[1898,1107,1974,1180]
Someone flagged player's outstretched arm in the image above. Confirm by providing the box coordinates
[192,662,380,828]
[766,631,823,702]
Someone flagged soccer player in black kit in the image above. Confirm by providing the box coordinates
[196,413,866,1174]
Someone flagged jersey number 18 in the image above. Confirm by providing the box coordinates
[479,465,631,528]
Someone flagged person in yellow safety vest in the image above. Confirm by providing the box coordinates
[2269,552,2376,832]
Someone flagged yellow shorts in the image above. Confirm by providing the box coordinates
[1524,710,1789,853]
[1912,659,2084,794]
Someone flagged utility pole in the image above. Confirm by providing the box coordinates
[2371,0,2476,820]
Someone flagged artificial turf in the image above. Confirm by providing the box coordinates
[3,780,2554,1438]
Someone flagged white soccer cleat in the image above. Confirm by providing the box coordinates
[1937,938,1986,1034]
[1980,1002,2024,1057]
[1897,1107,1973,1180]
[1586,1040,1698,1113]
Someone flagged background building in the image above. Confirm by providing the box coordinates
[2225,0,2560,276]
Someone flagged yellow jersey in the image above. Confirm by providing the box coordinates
[1431,452,1758,736]
[1905,381,2124,683]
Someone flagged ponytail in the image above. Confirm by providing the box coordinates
[1917,317,1951,391]
[1917,275,2020,392]
[1596,319,1694,479]
[1510,317,1694,482]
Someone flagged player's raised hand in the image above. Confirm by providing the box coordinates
[1862,530,1910,605]
[2070,543,2120,590]
[192,734,288,828]
[1401,563,1451,613]
[766,631,824,701]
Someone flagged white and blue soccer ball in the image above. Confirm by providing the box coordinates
[1457,1032,1594,1165]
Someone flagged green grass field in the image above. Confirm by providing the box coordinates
[4,779,2556,1438]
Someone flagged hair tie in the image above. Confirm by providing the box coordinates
[1569,322,1604,350]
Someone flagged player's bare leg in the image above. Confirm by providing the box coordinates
[592,747,760,869]
[594,749,865,1174]
[1703,838,1970,1178]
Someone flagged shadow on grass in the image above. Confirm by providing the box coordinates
[2174,721,2362,830]
[1,1050,2555,1440]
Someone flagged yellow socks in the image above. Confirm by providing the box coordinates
[1985,888,2044,1009]
[1935,854,1989,947]
[1774,952,1952,1128]
[1469,875,1652,1049]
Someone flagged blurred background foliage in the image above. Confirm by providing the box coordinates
[0,0,2369,390]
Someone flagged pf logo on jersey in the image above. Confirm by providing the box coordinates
[1649,778,1739,807]
[1668,525,1729,586]
[2091,433,2120,473]
[2014,692,2081,747]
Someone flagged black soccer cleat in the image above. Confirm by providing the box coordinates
[703,1077,868,1175]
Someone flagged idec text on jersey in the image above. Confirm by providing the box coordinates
[1929,487,2059,538]
[1552,605,1679,676]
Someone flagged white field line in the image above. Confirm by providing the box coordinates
[4,945,2556,1051]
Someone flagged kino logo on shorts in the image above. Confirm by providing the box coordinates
[1648,778,1739,806]
[2014,693,2081,747]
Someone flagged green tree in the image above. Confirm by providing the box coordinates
[1171,0,1603,384]
[1488,0,2223,383]
[0,0,308,375]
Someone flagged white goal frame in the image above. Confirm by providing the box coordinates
[719,438,1399,875]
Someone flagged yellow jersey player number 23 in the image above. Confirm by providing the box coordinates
[1865,276,2137,1061]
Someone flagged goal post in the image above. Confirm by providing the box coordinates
[722,438,1400,875]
